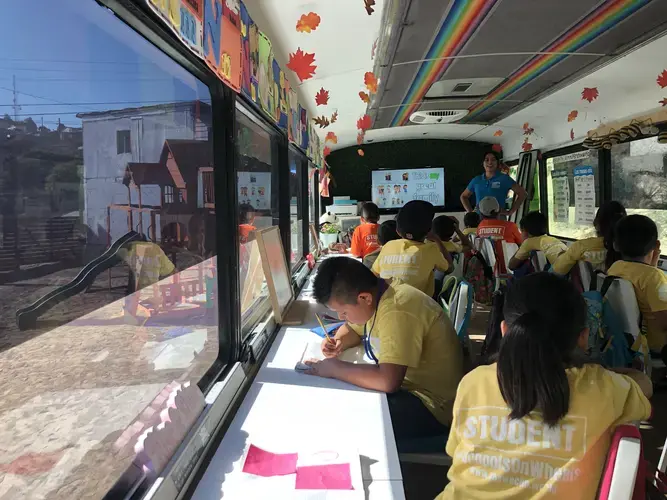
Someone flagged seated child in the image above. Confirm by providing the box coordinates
[372,200,452,297]
[238,203,257,244]
[306,257,463,450]
[553,201,626,275]
[608,214,667,365]
[508,211,567,271]
[432,215,473,254]
[475,196,522,244]
[363,219,399,269]
[462,211,480,237]
[437,273,652,499]
[349,202,381,258]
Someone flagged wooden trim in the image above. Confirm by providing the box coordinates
[587,108,667,137]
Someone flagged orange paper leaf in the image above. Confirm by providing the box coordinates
[357,132,365,145]
[358,148,365,156]
[330,111,338,123]
[364,0,376,15]
[359,91,370,103]
[491,144,502,153]
[296,12,321,33]
[522,138,533,152]
[315,87,330,106]
[523,126,534,136]
[323,146,331,157]
[287,48,317,82]
[313,115,330,128]
[660,98,667,107]
[364,72,378,94]
[325,132,338,144]
[657,70,667,89]
[567,110,578,122]
[357,114,372,131]
[581,87,599,103]
[570,128,575,141]
[493,130,503,137]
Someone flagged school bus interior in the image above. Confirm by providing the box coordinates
[1,0,667,499]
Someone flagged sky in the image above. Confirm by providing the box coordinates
[0,0,210,128]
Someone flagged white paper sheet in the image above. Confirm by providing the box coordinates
[573,166,596,225]
[551,169,570,223]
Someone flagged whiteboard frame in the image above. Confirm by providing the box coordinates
[255,226,295,323]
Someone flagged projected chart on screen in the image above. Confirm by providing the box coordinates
[371,167,445,209]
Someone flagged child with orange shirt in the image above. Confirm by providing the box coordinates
[349,202,381,258]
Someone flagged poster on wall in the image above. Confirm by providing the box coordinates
[287,81,296,143]
[203,0,241,92]
[273,59,288,128]
[257,32,273,115]
[573,166,596,225]
[146,0,204,58]
[551,169,570,223]
[240,3,259,103]
[371,168,445,209]
[238,171,272,211]
[299,105,309,151]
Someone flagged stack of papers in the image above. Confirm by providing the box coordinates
[295,341,371,372]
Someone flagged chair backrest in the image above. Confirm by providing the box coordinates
[531,250,548,272]
[439,275,459,315]
[476,238,497,272]
[451,281,474,356]
[596,273,642,342]
[500,241,519,274]
[578,260,594,291]
[597,424,642,500]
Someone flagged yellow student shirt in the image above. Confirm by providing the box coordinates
[120,242,176,289]
[514,235,567,265]
[438,363,650,500]
[349,281,463,425]
[552,237,607,275]
[463,228,478,236]
[607,260,667,352]
[372,239,449,297]
[444,241,463,253]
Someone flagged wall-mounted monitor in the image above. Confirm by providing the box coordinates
[371,167,445,209]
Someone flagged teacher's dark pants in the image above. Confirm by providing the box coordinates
[387,390,448,452]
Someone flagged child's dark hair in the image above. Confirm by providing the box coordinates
[396,200,434,241]
[594,201,626,269]
[378,220,400,245]
[463,212,480,229]
[313,257,379,305]
[431,215,456,242]
[498,273,587,426]
[614,214,658,260]
[519,211,547,237]
[239,203,255,225]
[361,202,380,223]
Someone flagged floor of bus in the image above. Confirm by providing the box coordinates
[401,304,667,500]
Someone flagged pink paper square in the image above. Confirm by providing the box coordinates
[295,463,353,490]
[242,445,298,477]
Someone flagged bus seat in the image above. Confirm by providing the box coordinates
[439,275,459,316]
[476,238,497,272]
[577,260,595,291]
[597,424,642,500]
[500,241,519,274]
[531,250,548,272]
[452,281,474,356]
[596,274,642,342]
[659,435,667,476]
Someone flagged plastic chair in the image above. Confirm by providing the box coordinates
[451,281,474,356]
[597,424,642,500]
[439,275,459,316]
[531,250,548,272]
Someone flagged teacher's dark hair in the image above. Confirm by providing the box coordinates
[498,273,587,426]
[484,150,501,163]
[593,201,626,270]
[314,257,379,305]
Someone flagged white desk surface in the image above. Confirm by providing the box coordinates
[191,266,404,500]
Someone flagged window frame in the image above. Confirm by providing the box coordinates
[288,145,309,271]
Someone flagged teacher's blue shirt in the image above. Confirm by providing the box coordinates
[466,172,516,208]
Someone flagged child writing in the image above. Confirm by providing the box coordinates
[552,201,626,275]
[438,273,652,499]
[608,214,667,365]
[372,200,452,297]
[508,211,567,271]
[363,219,399,269]
[349,202,381,258]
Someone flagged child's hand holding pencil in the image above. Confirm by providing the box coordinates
[315,313,343,358]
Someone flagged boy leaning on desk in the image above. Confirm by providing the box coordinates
[304,256,463,451]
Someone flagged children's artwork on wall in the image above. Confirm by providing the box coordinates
[299,106,309,151]
[146,0,204,58]
[258,31,273,115]
[222,0,240,25]
[273,59,288,129]
[220,4,242,91]
[240,3,252,99]
[203,0,241,91]
[288,86,300,145]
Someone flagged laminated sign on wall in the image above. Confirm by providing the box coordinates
[573,166,595,225]
[551,169,570,223]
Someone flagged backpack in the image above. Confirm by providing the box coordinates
[582,275,634,369]
[463,250,494,305]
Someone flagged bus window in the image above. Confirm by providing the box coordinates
[288,148,305,268]
[611,137,667,250]
[308,163,318,253]
[0,1,221,498]
[237,106,279,335]
[546,150,599,240]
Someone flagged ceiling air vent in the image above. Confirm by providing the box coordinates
[409,109,469,124]
[452,82,473,93]
[425,77,505,99]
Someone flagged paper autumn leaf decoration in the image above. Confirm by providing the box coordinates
[287,48,317,82]
[296,12,321,33]
[359,91,370,103]
[323,146,331,158]
[581,87,599,103]
[567,110,578,122]
[570,128,575,141]
[522,138,533,152]
[313,115,330,128]
[358,148,365,156]
[357,114,372,131]
[522,123,534,135]
[325,131,338,144]
[660,98,667,107]
[493,130,503,137]
[364,0,376,15]
[315,88,329,106]
[491,144,502,153]
[364,72,378,94]
[330,111,338,123]
[657,70,667,88]
[357,132,365,145]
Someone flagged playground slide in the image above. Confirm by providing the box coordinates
[16,231,142,330]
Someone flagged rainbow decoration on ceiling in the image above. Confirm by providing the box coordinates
[389,0,498,127]
[464,0,650,121]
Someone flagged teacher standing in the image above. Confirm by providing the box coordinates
[460,151,527,216]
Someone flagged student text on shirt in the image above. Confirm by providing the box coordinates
[362,219,400,269]
[349,202,381,258]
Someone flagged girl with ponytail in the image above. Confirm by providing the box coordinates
[437,273,651,500]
